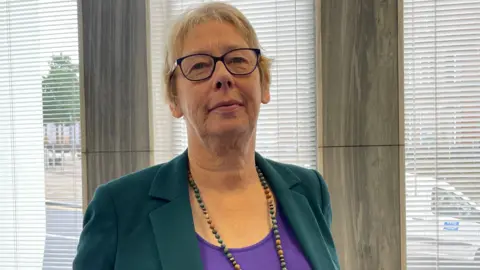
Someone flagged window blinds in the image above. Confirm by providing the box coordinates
[0,0,82,269]
[404,0,480,268]
[150,0,317,169]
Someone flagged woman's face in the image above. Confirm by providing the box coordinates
[170,21,270,141]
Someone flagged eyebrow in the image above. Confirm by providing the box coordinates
[185,44,247,56]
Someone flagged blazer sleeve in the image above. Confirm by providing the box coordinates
[73,184,117,270]
[312,169,340,269]
[312,170,333,229]
[313,170,340,269]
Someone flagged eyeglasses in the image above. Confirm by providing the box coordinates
[170,48,261,81]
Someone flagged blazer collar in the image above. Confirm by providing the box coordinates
[148,150,337,270]
[147,150,300,200]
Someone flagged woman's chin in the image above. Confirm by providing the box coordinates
[207,121,251,137]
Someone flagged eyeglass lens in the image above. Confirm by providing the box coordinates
[180,49,258,81]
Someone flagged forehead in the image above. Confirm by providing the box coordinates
[181,21,249,56]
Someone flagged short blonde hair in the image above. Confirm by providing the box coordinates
[163,2,271,104]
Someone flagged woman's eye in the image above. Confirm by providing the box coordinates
[231,57,247,63]
[192,62,208,70]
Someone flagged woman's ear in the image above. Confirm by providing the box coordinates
[260,68,271,104]
[261,87,270,104]
[169,100,184,118]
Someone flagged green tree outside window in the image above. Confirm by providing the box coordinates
[42,54,80,124]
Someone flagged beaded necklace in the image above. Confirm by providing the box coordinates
[188,166,288,270]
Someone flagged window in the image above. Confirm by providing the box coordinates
[431,187,480,220]
[404,0,480,268]
[149,0,317,169]
[0,0,82,269]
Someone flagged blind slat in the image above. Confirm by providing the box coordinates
[0,1,82,269]
[404,0,480,267]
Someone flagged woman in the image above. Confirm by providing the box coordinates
[73,2,339,270]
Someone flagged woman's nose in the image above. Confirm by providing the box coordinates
[216,80,232,89]
[213,62,233,90]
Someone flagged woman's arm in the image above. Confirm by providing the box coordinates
[73,184,118,270]
[315,170,333,229]
[312,169,340,269]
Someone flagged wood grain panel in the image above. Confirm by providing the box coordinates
[316,0,404,268]
[319,0,400,147]
[323,146,402,270]
[80,0,150,153]
[79,0,152,203]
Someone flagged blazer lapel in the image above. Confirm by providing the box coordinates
[255,153,339,270]
[148,151,204,270]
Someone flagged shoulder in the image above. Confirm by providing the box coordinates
[264,158,326,190]
[91,163,165,212]
[264,158,330,206]
[102,164,163,192]
[74,164,166,269]
[98,163,163,196]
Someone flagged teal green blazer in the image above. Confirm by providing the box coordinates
[73,151,340,270]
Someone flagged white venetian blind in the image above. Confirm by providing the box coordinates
[0,0,82,269]
[404,0,480,268]
[150,0,317,169]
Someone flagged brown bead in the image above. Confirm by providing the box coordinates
[234,264,241,270]
[276,239,281,245]
[278,249,284,256]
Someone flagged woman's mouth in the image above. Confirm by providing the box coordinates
[208,100,244,113]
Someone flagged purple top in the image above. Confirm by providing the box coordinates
[197,210,311,270]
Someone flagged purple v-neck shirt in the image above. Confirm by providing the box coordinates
[196,210,311,270]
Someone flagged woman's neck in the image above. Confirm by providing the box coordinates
[187,133,259,192]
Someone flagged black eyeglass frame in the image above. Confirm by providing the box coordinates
[169,48,261,82]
